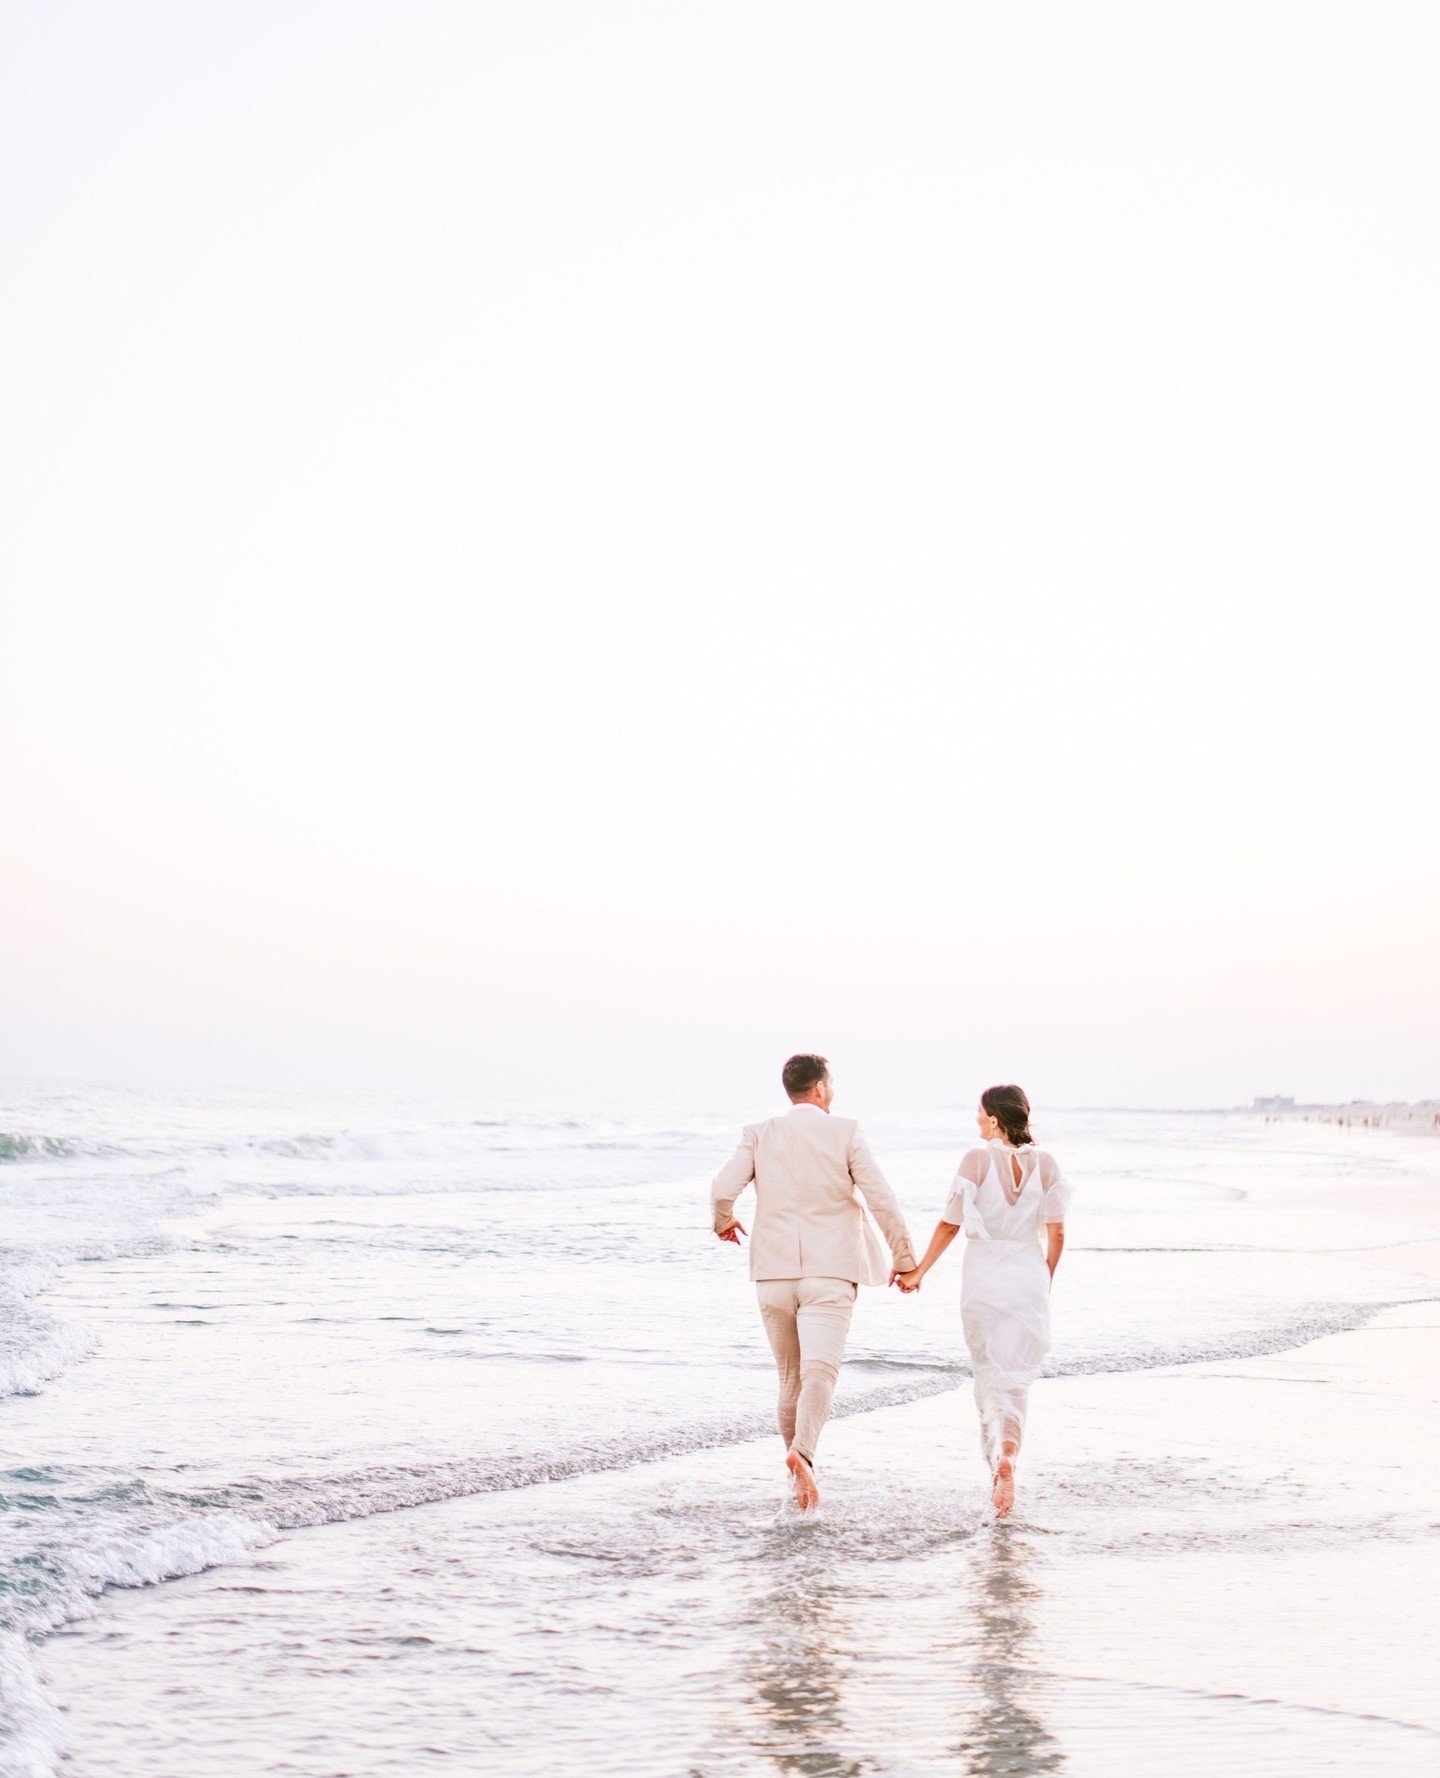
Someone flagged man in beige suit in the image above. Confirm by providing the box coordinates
[711,1053,916,1510]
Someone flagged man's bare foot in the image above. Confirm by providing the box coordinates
[991,1453,1016,1517]
[786,1449,819,1512]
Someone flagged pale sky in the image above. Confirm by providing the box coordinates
[3,3,1437,1110]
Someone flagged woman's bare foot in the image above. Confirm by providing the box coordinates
[991,1453,1016,1517]
[786,1449,819,1511]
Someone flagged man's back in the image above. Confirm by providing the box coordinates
[711,1103,914,1284]
[711,1055,917,1511]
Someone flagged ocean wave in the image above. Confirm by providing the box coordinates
[0,1231,183,1403]
[0,1284,1406,1778]
[0,1119,719,1174]
[0,1508,282,1642]
[13,1296,1396,1606]
[0,1133,128,1164]
[0,1315,96,1402]
[1044,1300,1401,1376]
[0,1272,96,1403]
[0,1632,67,1778]
[62,1511,281,1603]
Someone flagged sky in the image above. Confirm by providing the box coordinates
[2,3,1438,1111]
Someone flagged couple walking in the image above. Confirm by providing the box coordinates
[711,1054,1071,1517]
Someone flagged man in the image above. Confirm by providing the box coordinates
[711,1053,916,1510]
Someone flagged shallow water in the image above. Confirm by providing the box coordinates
[2,1086,1438,1775]
[32,1319,1440,1777]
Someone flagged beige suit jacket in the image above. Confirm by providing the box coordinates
[710,1104,916,1286]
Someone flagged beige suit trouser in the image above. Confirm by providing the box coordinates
[755,1277,857,1463]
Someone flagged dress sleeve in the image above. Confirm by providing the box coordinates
[941,1147,990,1234]
[1040,1151,1072,1223]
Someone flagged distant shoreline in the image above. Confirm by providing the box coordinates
[1253,1098,1440,1135]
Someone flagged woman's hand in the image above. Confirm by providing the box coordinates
[890,1267,924,1293]
[716,1220,745,1245]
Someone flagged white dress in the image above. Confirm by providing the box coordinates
[941,1139,1072,1469]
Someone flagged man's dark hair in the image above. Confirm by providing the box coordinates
[782,1053,829,1100]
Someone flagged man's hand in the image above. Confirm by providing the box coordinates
[889,1267,923,1292]
[717,1221,746,1245]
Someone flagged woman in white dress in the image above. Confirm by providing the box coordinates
[894,1085,1070,1517]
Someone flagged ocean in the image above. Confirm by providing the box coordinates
[3,1083,1437,1775]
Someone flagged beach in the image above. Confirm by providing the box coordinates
[3,1092,1439,1776]
[7,7,1439,1773]
[28,1299,1440,1777]
[1257,1099,1440,1139]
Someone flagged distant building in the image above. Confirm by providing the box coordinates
[1252,1095,1295,1112]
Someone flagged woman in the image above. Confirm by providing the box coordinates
[895,1085,1070,1517]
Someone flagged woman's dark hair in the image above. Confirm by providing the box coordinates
[981,1084,1034,1146]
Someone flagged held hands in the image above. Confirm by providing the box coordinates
[716,1221,746,1245]
[889,1267,924,1293]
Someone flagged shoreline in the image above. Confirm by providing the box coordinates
[1254,1097,1440,1136]
[27,1126,1440,1777]
[35,1276,1440,1776]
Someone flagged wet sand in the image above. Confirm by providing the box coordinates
[37,1243,1440,1777]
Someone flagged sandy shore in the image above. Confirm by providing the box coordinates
[37,1301,1440,1775]
[35,1212,1440,1775]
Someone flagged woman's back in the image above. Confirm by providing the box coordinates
[948,1140,1071,1239]
[897,1084,1070,1517]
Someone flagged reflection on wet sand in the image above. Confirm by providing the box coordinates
[954,1527,1065,1777]
[726,1518,1064,1778]
[737,1532,865,1778]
